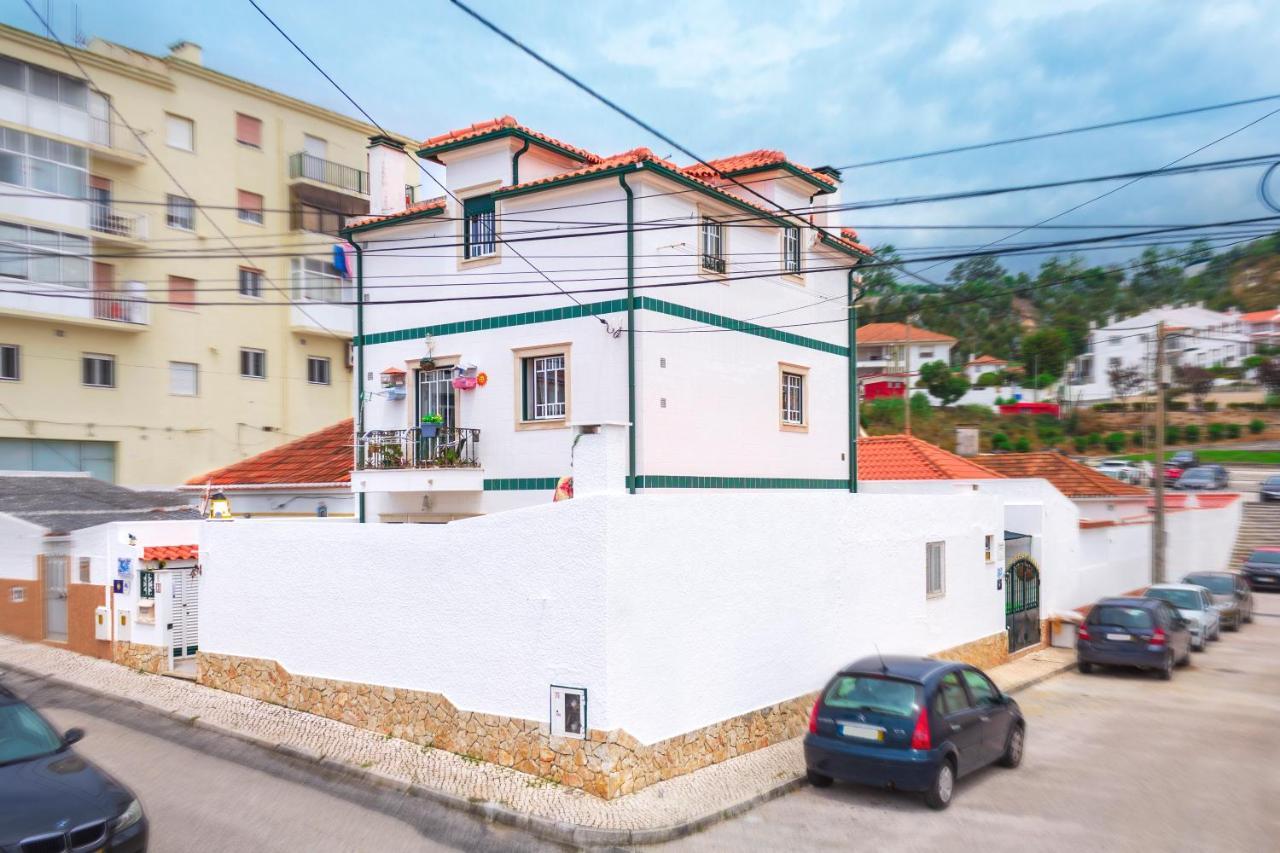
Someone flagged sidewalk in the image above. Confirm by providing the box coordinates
[0,637,1073,847]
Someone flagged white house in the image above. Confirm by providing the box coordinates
[343,118,871,522]
[1069,304,1251,401]
[1242,307,1280,347]
[963,353,1009,383]
[854,321,956,377]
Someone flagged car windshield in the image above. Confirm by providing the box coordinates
[1185,575,1233,595]
[0,702,63,766]
[1145,588,1204,610]
[1264,477,1280,487]
[1091,605,1152,630]
[1181,469,1211,481]
[823,675,922,718]
[1249,551,1280,565]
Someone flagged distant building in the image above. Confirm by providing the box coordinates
[854,322,956,386]
[963,354,1009,383]
[1242,307,1280,347]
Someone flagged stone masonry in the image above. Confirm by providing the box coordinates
[114,641,168,674]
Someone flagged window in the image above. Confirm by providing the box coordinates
[700,216,725,273]
[82,354,114,388]
[166,194,195,230]
[0,438,115,481]
[523,354,566,421]
[168,275,196,309]
[165,113,194,151]
[238,267,262,297]
[960,670,1000,708]
[303,134,327,159]
[291,257,344,302]
[0,128,87,198]
[0,57,86,108]
[1109,335,1121,346]
[984,534,994,563]
[919,349,934,359]
[293,202,347,236]
[926,541,945,598]
[0,344,17,380]
[782,225,801,274]
[240,348,266,379]
[463,195,496,259]
[168,361,198,396]
[934,672,971,715]
[235,112,262,148]
[822,676,921,718]
[781,370,805,425]
[307,356,330,385]
[236,190,263,225]
[0,220,89,286]
[78,557,91,584]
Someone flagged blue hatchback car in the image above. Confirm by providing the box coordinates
[803,656,1024,810]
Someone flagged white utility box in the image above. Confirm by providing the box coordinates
[116,610,132,642]
[94,606,110,641]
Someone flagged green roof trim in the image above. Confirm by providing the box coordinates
[715,162,838,194]
[637,297,848,355]
[820,233,873,260]
[417,127,595,166]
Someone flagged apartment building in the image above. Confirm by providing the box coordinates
[0,24,418,484]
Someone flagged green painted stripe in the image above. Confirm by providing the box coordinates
[483,477,561,491]
[637,297,847,355]
[630,475,850,490]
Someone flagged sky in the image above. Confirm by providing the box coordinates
[7,0,1280,281]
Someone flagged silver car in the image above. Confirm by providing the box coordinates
[1143,584,1221,651]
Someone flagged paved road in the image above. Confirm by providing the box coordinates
[664,596,1280,853]
[6,675,561,853]
[1225,465,1276,501]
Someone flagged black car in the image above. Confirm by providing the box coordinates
[1260,476,1280,502]
[1169,451,1200,469]
[0,683,147,852]
[1076,597,1193,679]
[1174,464,1229,490]
[1242,548,1280,591]
[804,656,1024,810]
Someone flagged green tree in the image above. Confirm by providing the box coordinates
[1019,329,1069,380]
[918,360,969,406]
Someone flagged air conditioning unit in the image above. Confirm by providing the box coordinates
[346,341,355,369]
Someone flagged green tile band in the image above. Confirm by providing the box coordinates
[483,477,561,491]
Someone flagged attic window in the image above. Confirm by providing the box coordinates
[463,195,496,259]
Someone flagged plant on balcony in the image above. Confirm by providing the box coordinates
[420,412,444,437]
[374,442,403,469]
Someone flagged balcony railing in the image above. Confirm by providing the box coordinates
[289,152,368,195]
[92,282,148,325]
[90,205,147,241]
[89,117,147,157]
[357,427,481,470]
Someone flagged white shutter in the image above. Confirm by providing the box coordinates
[165,114,193,151]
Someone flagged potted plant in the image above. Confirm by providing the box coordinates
[420,412,444,437]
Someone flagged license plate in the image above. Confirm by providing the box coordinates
[1106,633,1130,641]
[839,722,885,741]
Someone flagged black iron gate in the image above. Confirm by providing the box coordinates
[1005,557,1041,653]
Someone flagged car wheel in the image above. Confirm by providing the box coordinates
[1193,635,1205,652]
[1077,660,1093,674]
[1212,625,1221,641]
[1244,606,1253,624]
[806,769,833,788]
[1158,652,1174,680]
[998,725,1025,768]
[923,759,955,810]
[1228,616,1240,632]
[1177,647,1191,667]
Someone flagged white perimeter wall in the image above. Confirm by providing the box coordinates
[0,514,45,580]
[1165,499,1243,577]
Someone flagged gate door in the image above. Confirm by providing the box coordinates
[169,570,199,659]
[1005,557,1041,653]
[44,556,68,642]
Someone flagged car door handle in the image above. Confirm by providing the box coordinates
[950,724,961,732]
[979,715,991,722]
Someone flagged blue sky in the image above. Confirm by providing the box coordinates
[8,0,1280,278]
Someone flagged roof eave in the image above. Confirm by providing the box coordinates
[719,162,838,194]
[342,204,446,237]
[416,127,595,166]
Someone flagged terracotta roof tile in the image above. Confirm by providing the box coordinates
[976,452,1150,498]
[859,435,1004,481]
[680,149,838,188]
[967,354,1008,365]
[1241,308,1280,323]
[502,147,665,194]
[143,545,198,561]
[857,322,957,345]
[185,419,353,487]
[346,196,446,230]
[419,116,602,164]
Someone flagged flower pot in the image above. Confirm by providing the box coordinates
[420,423,439,438]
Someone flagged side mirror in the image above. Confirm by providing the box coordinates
[62,727,85,746]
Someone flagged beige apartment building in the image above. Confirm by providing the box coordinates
[0,24,419,485]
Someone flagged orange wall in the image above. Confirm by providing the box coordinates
[0,577,42,641]
[67,583,111,659]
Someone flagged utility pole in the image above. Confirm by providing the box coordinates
[1152,321,1167,584]
[904,316,914,436]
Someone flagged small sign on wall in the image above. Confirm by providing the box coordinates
[10,587,24,603]
[550,685,586,740]
[112,579,125,594]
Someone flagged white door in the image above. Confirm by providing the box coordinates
[169,570,199,659]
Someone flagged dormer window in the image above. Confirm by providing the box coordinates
[783,225,801,274]
[700,216,725,274]
[463,195,496,259]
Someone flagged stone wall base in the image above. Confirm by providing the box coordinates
[114,641,168,673]
[932,631,1010,670]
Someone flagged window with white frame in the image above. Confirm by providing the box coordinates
[0,56,88,109]
[0,128,88,198]
[463,195,496,259]
[523,354,566,421]
[82,353,114,388]
[984,534,994,563]
[291,257,343,302]
[919,349,934,359]
[166,194,195,230]
[0,220,89,286]
[0,344,18,381]
[700,216,725,273]
[307,356,330,385]
[926,541,945,597]
[165,113,194,151]
[783,225,801,274]
[238,267,262,297]
[239,348,266,379]
[781,371,805,425]
[168,361,198,396]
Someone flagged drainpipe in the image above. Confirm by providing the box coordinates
[354,240,366,523]
[511,138,531,186]
[848,267,861,494]
[619,172,637,494]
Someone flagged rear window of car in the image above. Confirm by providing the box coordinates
[1250,551,1280,564]
[1145,588,1204,610]
[1181,468,1211,480]
[1185,575,1233,595]
[1091,605,1153,629]
[1264,477,1280,487]
[823,675,922,718]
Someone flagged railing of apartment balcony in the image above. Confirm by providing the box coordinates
[90,205,147,241]
[289,152,368,195]
[357,428,481,470]
[89,117,147,157]
[92,282,148,325]
[701,254,726,274]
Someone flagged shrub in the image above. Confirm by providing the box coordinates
[1250,417,1266,434]
[1183,424,1201,443]
[1013,436,1032,453]
[977,371,1002,387]
[1130,430,1145,447]
[1167,401,1189,412]
[1208,423,1225,441]
[1268,395,1280,409]
[956,404,995,418]
[865,397,905,427]
[992,432,1011,451]
[1104,431,1126,453]
[1165,425,1181,444]
[1226,422,1242,439]
[1073,435,1088,453]
[1203,401,1218,413]
[910,391,933,420]
[1087,432,1102,448]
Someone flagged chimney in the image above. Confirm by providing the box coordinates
[367,135,407,216]
[955,424,979,457]
[168,40,203,65]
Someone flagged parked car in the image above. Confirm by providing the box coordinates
[1170,451,1200,468]
[1077,597,1192,678]
[0,683,147,852]
[1242,547,1280,591]
[1182,572,1253,629]
[1174,464,1229,490]
[1143,584,1221,649]
[1259,475,1280,502]
[804,656,1024,810]
[1096,458,1143,484]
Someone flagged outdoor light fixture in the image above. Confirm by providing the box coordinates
[208,491,232,520]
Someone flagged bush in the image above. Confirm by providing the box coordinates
[910,391,932,421]
[1184,424,1201,443]
[1226,423,1242,439]
[1013,436,1032,453]
[1087,432,1102,448]
[1268,395,1280,409]
[865,397,904,427]
[1165,425,1181,444]
[1208,422,1225,441]
[992,432,1011,451]
[1073,435,1088,453]
[1104,431,1126,453]
[1250,418,1266,434]
[1166,401,1188,412]
[957,404,995,418]
[976,371,1001,387]
[1092,402,1127,413]
[1130,430,1145,447]
[1203,401,1218,413]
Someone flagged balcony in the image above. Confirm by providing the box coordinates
[289,152,368,197]
[88,117,147,165]
[90,205,147,243]
[0,281,148,330]
[352,427,484,494]
[93,283,149,325]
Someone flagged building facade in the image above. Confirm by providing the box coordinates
[0,24,418,485]
[345,118,870,521]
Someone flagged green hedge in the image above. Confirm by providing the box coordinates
[1250,418,1266,434]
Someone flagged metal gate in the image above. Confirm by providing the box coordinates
[169,570,199,659]
[1005,557,1041,653]
[43,556,68,642]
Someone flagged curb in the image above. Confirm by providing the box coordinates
[0,658,807,847]
[1003,658,1077,695]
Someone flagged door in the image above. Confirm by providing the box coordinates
[1005,557,1041,653]
[169,570,199,659]
[935,671,985,776]
[92,260,116,320]
[960,668,1012,763]
[89,91,110,146]
[415,367,456,464]
[43,556,68,642]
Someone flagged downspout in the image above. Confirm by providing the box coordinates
[354,239,366,523]
[511,138,531,186]
[848,267,861,494]
[619,172,637,494]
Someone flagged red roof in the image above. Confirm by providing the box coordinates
[967,354,1008,366]
[143,545,198,561]
[419,115,602,164]
[858,435,1004,481]
[977,452,1149,498]
[347,196,446,230]
[1241,308,1280,323]
[680,149,838,189]
[502,146,664,194]
[185,419,353,487]
[857,322,957,345]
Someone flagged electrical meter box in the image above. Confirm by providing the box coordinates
[94,606,110,641]
[116,610,131,642]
